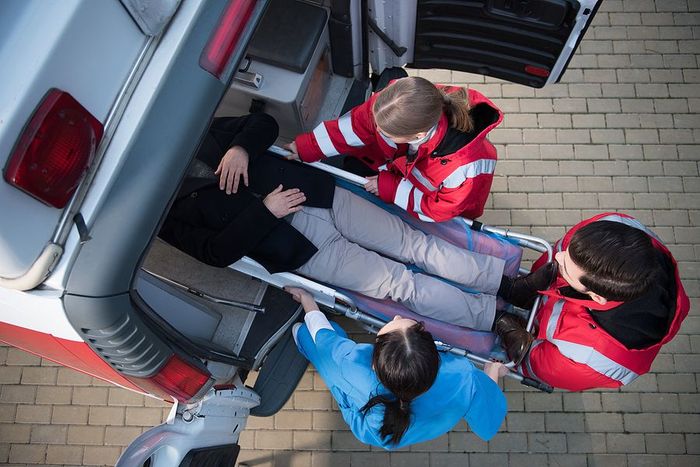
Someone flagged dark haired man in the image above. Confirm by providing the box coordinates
[495,214,690,391]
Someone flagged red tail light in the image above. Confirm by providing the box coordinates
[525,65,551,78]
[200,0,256,78]
[4,89,103,208]
[148,355,212,402]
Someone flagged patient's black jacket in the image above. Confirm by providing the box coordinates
[160,114,335,272]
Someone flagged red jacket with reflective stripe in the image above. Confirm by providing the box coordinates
[294,86,503,222]
[521,213,690,391]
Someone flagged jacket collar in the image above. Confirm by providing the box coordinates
[396,114,449,171]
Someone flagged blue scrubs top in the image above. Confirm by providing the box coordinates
[296,320,507,450]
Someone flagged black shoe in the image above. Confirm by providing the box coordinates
[493,314,534,366]
[508,261,558,309]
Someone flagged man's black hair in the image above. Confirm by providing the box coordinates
[568,221,663,302]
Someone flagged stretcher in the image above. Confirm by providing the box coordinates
[229,146,554,392]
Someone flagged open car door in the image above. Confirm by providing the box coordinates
[368,0,604,88]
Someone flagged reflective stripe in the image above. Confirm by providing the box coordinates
[523,339,545,378]
[410,167,438,191]
[547,300,639,385]
[442,159,496,189]
[554,340,639,385]
[378,164,388,171]
[379,131,397,149]
[412,189,434,222]
[597,214,663,244]
[394,178,413,210]
[545,300,562,340]
[338,112,364,147]
[313,123,340,157]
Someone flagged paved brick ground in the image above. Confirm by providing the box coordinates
[1,1,699,465]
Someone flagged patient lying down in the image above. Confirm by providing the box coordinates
[160,115,555,333]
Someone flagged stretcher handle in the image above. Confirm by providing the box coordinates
[520,377,554,393]
[433,341,555,393]
[267,145,369,186]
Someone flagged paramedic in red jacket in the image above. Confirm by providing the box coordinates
[496,213,690,391]
[286,77,503,222]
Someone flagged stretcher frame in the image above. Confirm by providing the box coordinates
[230,146,555,392]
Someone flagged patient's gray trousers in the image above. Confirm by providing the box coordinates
[290,187,505,331]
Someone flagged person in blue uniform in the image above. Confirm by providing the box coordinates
[286,286,508,450]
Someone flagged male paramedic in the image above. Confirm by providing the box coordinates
[494,214,690,391]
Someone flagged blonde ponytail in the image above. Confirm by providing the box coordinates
[440,88,474,133]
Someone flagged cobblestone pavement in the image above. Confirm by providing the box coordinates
[1,1,699,466]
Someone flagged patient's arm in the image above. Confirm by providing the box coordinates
[209,113,279,163]
[161,183,307,268]
[216,145,249,194]
[208,113,280,193]
[262,185,306,218]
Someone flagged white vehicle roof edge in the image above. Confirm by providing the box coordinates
[0,243,62,291]
[546,0,603,85]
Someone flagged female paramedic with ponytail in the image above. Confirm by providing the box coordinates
[286,76,503,222]
[285,286,508,450]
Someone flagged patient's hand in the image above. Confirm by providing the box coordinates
[215,145,249,194]
[263,184,306,218]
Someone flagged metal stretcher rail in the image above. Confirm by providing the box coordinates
[230,255,552,392]
[461,221,553,335]
[330,300,553,393]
